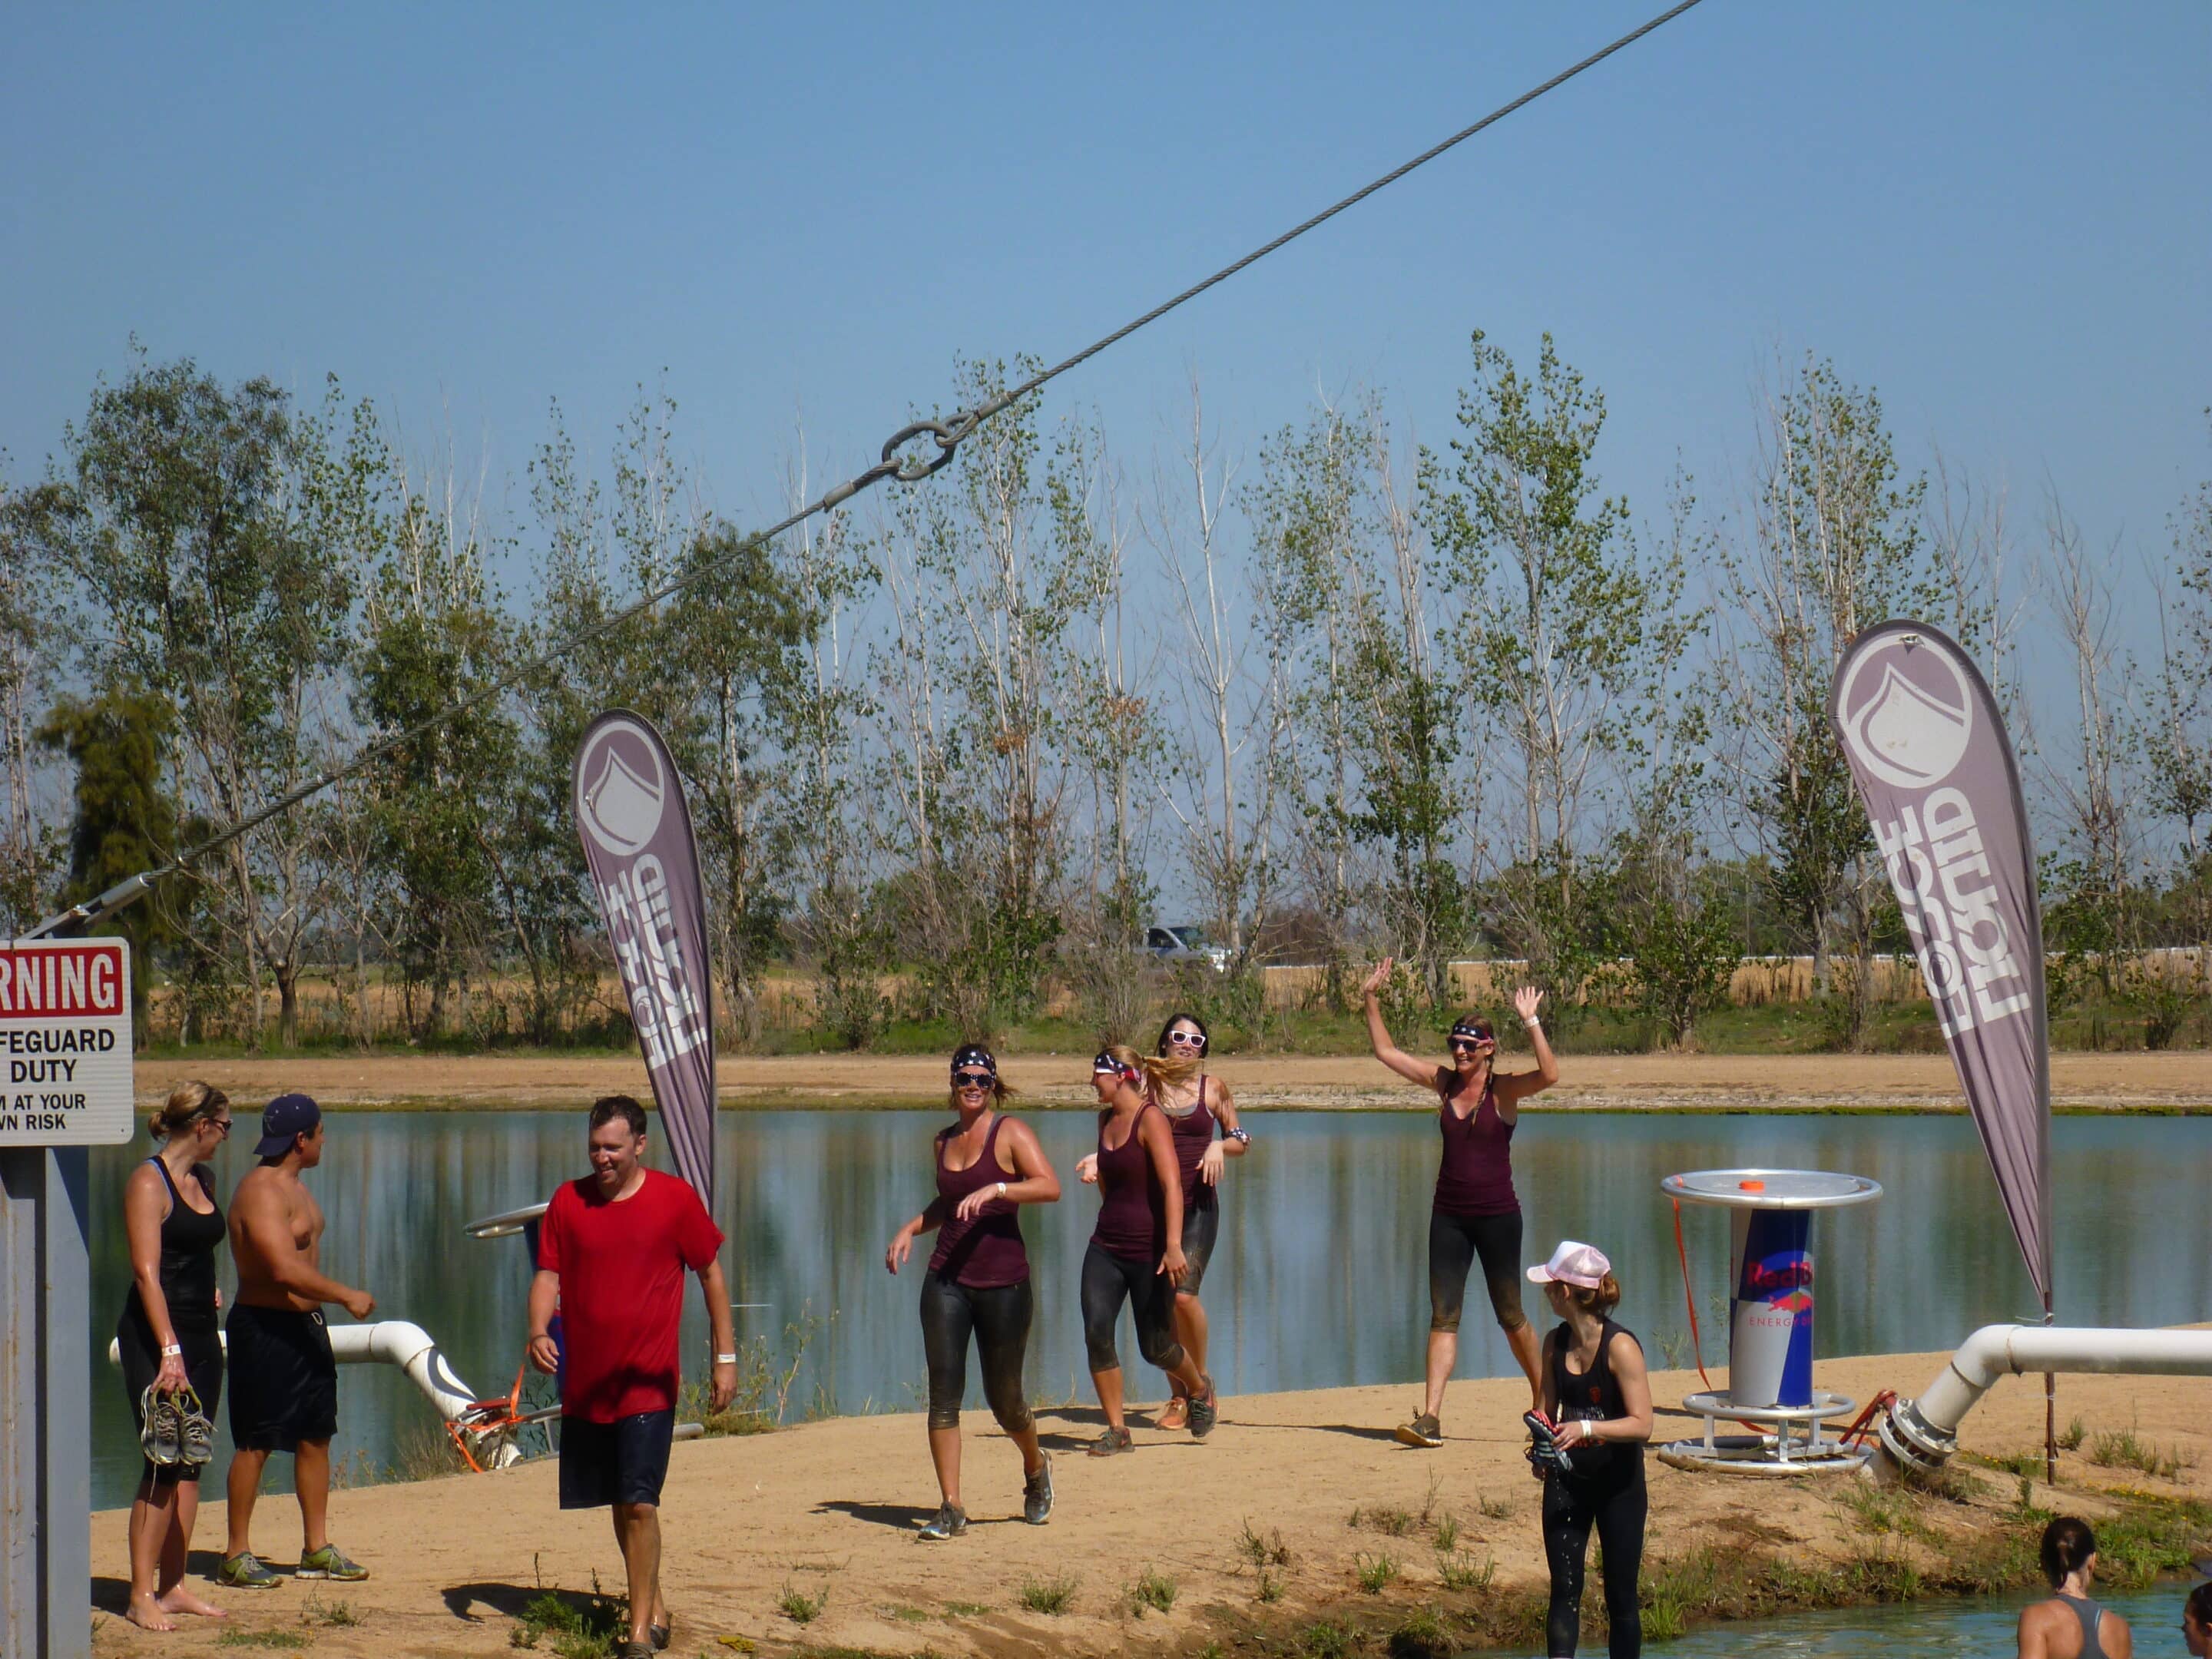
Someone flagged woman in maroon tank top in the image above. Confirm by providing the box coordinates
[1361,959,1558,1446]
[885,1045,1061,1541]
[1125,1012,1250,1429]
[1076,1046,1217,1454]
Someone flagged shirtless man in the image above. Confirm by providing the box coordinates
[217,1094,377,1591]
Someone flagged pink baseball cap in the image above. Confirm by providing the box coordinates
[1528,1240,1611,1289]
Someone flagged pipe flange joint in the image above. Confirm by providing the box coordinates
[1877,1396,1955,1469]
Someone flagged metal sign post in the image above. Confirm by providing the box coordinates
[2,939,134,1659]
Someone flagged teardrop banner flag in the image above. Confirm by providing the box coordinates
[572,710,717,1210]
[1828,621,2050,1306]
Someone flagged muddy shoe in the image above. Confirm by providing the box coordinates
[177,1386,216,1469]
[1187,1376,1219,1440]
[1023,1453,1055,1525]
[216,1551,281,1591]
[1088,1426,1133,1457]
[296,1543,368,1581]
[916,1503,969,1541]
[1394,1411,1443,1449]
[1154,1395,1188,1431]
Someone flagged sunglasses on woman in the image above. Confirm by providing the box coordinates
[1166,1029,1207,1048]
[1448,1036,1495,1054]
[952,1071,993,1090]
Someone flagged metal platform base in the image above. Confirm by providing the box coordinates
[1657,1389,1873,1476]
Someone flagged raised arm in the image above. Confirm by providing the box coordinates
[1363,958,1443,1088]
[1138,1105,1188,1283]
[1492,985,1559,1107]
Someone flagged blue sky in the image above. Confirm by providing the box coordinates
[5,3,2207,597]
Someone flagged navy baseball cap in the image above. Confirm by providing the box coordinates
[255,1092,322,1157]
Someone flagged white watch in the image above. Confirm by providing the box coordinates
[995,1181,1008,1200]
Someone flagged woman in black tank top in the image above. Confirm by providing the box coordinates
[118,1082,234,1630]
[1529,1241,1651,1659]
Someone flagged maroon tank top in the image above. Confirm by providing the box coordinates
[1093,1101,1167,1263]
[1161,1077,1217,1212]
[1432,1078,1518,1217]
[927,1114,1029,1288]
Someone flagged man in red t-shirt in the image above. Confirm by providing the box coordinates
[528,1096,736,1659]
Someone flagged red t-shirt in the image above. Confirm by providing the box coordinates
[538,1167,724,1422]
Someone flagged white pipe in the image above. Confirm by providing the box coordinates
[1883,1323,2212,1470]
[108,1319,522,1468]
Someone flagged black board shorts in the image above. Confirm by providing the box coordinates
[559,1410,675,1509]
[117,1302,224,1484]
[226,1303,339,1452]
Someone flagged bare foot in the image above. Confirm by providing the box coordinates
[125,1593,177,1632]
[157,1585,227,1618]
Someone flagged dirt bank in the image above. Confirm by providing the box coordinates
[133,1050,2210,1114]
[88,1352,2212,1657]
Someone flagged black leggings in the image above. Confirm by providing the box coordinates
[919,1274,1034,1433]
[1080,1240,1187,1374]
[1428,1208,1528,1333]
[1542,1465,1647,1657]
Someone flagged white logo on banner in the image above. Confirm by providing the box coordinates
[577,723,665,855]
[1836,643,1975,790]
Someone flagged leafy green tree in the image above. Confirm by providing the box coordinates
[31,355,360,1045]
[36,682,187,1029]
[1,466,68,933]
[1714,354,1929,1048]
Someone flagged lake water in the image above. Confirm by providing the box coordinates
[88,1108,2212,1510]
[1661,1582,2188,1655]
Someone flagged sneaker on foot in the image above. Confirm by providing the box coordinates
[1187,1376,1219,1440]
[1023,1454,1055,1525]
[618,1642,654,1659]
[296,1544,368,1581]
[1155,1395,1189,1431]
[916,1503,969,1541]
[648,1619,671,1651]
[1394,1411,1443,1449]
[1088,1426,1133,1457]
[216,1551,281,1590]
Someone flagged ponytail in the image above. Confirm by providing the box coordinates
[149,1081,227,1141]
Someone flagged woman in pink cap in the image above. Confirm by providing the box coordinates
[1526,1240,1651,1659]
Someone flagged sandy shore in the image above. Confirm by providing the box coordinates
[133,1050,2211,1113]
[88,1351,2212,1657]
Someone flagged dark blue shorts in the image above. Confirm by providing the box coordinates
[558,1409,674,1509]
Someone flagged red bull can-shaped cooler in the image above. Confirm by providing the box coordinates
[1659,1170,1882,1470]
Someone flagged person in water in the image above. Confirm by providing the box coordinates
[2016,1516,2132,1657]
[1077,1012,1249,1429]
[885,1045,1061,1541]
[1360,959,1558,1444]
[118,1081,233,1631]
[1078,1045,1217,1452]
[1528,1241,1651,1659]
[2182,1578,2211,1657]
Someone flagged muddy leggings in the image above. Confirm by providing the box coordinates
[1079,1240,1187,1374]
[920,1273,1035,1433]
[1428,1207,1529,1333]
[1542,1462,1647,1657]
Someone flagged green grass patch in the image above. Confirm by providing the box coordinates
[2088,1428,2196,1481]
[940,1599,989,1618]
[1355,1551,1400,1594]
[1126,1565,1177,1617]
[776,1578,829,1624]
[506,1584,627,1658]
[216,1632,309,1651]
[1018,1575,1077,1615]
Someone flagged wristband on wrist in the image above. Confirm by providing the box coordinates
[714,1352,738,1365]
[159,1343,183,1358]
[1227,1127,1251,1145]
[1523,1018,1541,1030]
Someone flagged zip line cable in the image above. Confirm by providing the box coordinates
[27,0,1710,941]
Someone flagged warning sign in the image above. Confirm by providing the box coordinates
[0,939,134,1145]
